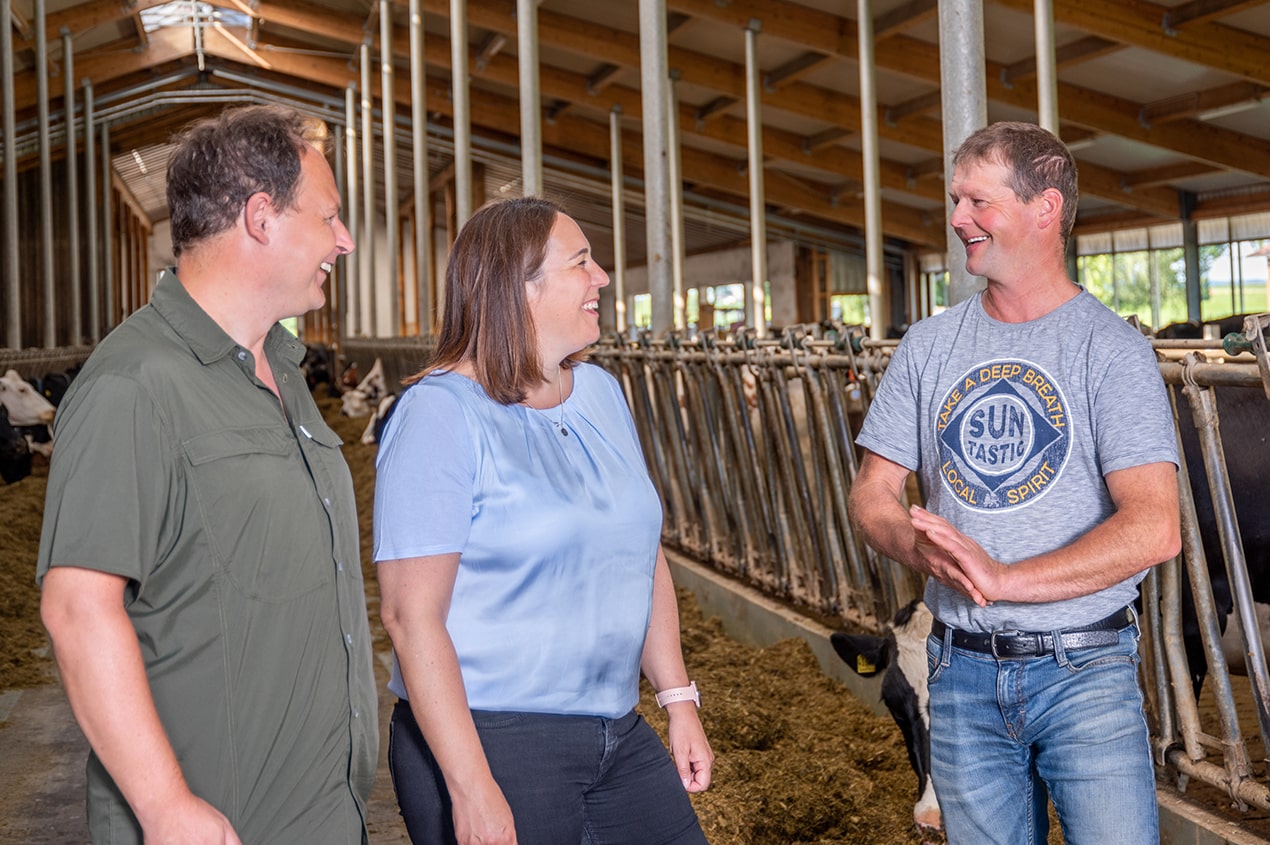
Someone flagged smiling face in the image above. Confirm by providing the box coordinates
[266,145,354,319]
[948,157,1047,285]
[526,213,610,363]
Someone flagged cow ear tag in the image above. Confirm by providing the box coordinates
[856,656,876,675]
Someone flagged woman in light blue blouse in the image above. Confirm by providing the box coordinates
[376,197,713,845]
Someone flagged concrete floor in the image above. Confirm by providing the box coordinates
[0,660,410,843]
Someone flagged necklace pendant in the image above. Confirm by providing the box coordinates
[560,426,568,437]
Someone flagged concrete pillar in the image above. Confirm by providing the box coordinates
[744,20,767,334]
[938,0,987,305]
[639,0,674,336]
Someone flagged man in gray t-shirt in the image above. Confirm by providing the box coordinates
[849,122,1179,845]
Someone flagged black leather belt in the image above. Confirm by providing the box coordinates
[930,607,1134,658]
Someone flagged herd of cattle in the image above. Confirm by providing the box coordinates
[0,348,400,486]
[5,319,1270,832]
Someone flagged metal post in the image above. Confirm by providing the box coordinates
[381,0,399,335]
[744,20,767,335]
[63,29,82,346]
[938,0,987,305]
[1,0,20,349]
[37,0,56,347]
[639,0,673,336]
[858,0,885,339]
[667,72,685,329]
[451,0,473,225]
[517,0,542,196]
[360,42,377,336]
[84,80,99,342]
[332,123,344,343]
[410,0,432,334]
[1034,0,1059,133]
[345,85,360,338]
[101,121,113,330]
[610,106,627,335]
[1182,192,1201,322]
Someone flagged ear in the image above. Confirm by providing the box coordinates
[242,191,275,245]
[1034,187,1064,232]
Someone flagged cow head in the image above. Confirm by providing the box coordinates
[831,599,941,831]
[0,369,56,426]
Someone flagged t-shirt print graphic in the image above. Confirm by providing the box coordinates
[934,359,1071,512]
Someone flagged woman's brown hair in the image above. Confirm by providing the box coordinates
[406,197,581,404]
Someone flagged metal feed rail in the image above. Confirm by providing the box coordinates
[592,324,1270,815]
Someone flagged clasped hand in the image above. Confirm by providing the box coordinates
[909,505,1005,607]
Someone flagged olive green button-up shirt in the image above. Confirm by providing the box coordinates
[38,270,378,845]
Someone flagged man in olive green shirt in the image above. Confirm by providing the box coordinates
[38,105,377,845]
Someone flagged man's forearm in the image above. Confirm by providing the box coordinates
[42,569,193,828]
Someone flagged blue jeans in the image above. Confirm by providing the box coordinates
[388,701,707,845]
[926,622,1158,845]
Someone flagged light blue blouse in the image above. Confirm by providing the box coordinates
[373,363,663,718]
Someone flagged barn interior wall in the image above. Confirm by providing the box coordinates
[4,155,93,350]
[622,240,798,327]
[151,220,173,280]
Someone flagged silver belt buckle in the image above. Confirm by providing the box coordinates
[990,629,1024,658]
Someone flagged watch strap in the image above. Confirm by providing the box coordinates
[655,681,700,708]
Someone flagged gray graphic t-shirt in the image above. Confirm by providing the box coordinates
[856,289,1177,633]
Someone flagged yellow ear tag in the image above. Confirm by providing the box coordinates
[857,656,876,674]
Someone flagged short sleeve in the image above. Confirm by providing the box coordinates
[373,382,477,562]
[1092,337,1178,475]
[37,374,175,590]
[855,336,922,471]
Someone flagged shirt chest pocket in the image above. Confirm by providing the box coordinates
[182,425,334,601]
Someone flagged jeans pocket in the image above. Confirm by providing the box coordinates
[1061,627,1140,673]
[471,709,526,730]
[926,633,947,684]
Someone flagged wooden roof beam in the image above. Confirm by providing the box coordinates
[652,0,1270,181]
[763,50,834,91]
[1138,81,1267,126]
[803,126,851,153]
[1122,160,1223,189]
[1000,36,1122,86]
[885,89,940,124]
[586,63,621,95]
[991,0,1270,88]
[874,0,938,41]
[905,157,943,184]
[695,95,737,123]
[9,2,34,41]
[1161,0,1266,31]
[474,31,506,70]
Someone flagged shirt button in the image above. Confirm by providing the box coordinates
[337,561,344,572]
[346,633,353,644]
[236,350,247,361]
[353,707,361,719]
[323,497,332,508]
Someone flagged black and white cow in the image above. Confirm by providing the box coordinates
[301,344,340,397]
[340,358,388,418]
[831,599,940,831]
[0,405,33,484]
[360,393,399,446]
[1170,379,1270,692]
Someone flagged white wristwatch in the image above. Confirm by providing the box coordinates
[655,681,700,708]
